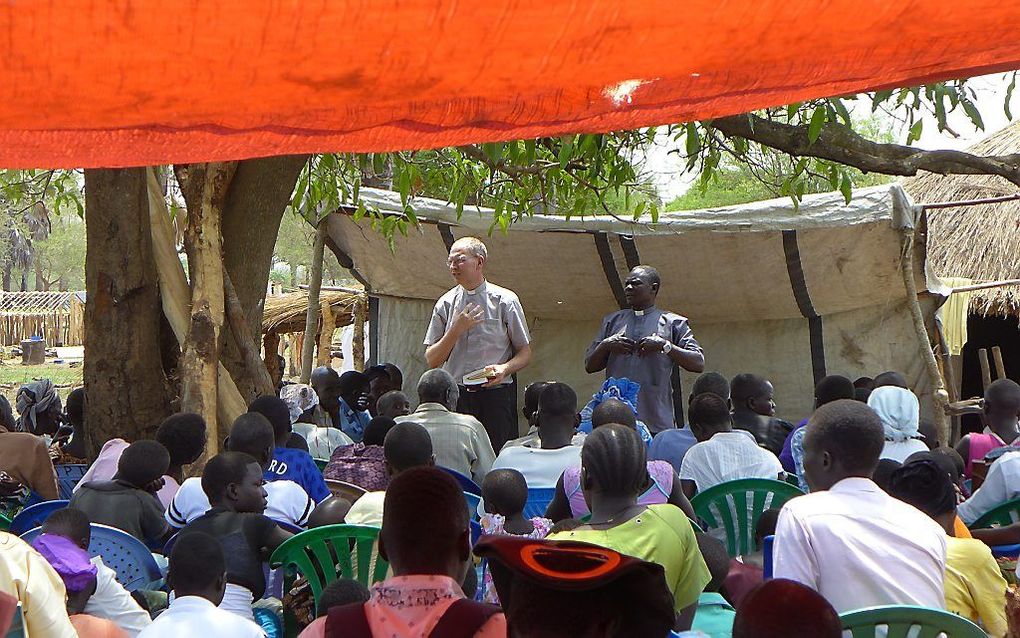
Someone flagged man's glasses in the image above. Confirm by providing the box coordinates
[447,255,476,267]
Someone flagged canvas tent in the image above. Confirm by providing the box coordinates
[325,184,943,426]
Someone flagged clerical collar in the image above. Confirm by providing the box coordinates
[463,280,487,295]
[632,306,656,316]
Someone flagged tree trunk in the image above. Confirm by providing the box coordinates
[33,254,45,291]
[83,169,171,459]
[218,156,308,403]
[224,271,274,397]
[301,219,327,383]
[176,162,236,445]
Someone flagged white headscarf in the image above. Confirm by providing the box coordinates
[867,386,920,442]
[279,384,319,423]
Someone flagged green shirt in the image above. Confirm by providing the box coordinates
[548,504,710,611]
[692,592,735,637]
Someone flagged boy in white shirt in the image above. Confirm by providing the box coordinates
[166,413,314,529]
[680,393,783,498]
[139,532,264,638]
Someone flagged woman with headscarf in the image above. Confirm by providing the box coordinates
[16,379,62,438]
[867,385,928,462]
[284,384,353,459]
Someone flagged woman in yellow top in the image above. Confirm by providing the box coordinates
[888,458,1007,637]
[548,424,710,632]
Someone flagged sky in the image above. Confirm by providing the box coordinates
[642,72,1016,203]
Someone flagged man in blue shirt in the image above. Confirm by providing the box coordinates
[336,371,372,442]
[248,396,331,503]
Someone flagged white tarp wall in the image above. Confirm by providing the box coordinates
[328,185,938,426]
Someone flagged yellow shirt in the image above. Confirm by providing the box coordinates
[548,504,710,612]
[0,532,77,638]
[944,536,1007,637]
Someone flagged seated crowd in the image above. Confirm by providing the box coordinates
[2,362,1019,637]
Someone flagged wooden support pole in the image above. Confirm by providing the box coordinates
[300,219,327,383]
[263,331,281,384]
[224,271,275,397]
[317,296,335,367]
[352,298,366,372]
[992,346,1006,381]
[979,348,992,392]
[899,229,950,446]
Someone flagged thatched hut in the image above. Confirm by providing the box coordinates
[903,121,1020,409]
[261,288,367,373]
[0,291,85,347]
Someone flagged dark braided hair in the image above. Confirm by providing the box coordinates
[581,424,647,498]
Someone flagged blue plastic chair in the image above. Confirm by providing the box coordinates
[523,487,556,519]
[21,523,162,591]
[762,535,774,579]
[9,500,69,536]
[440,467,482,495]
[470,519,482,545]
[55,464,88,500]
[464,492,482,519]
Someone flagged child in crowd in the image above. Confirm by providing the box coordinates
[249,395,331,503]
[30,532,129,638]
[730,374,794,456]
[479,469,553,603]
[693,533,736,638]
[154,413,207,505]
[139,532,263,638]
[40,509,152,637]
[294,579,371,636]
[956,378,1020,478]
[166,413,315,530]
[180,451,293,619]
[70,440,173,548]
[375,391,412,420]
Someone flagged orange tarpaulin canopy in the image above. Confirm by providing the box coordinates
[3,1,1020,168]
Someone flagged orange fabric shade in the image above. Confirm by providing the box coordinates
[2,1,1019,167]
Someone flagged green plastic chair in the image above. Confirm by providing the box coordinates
[691,478,804,556]
[969,497,1020,530]
[269,524,388,608]
[314,458,328,473]
[840,605,985,637]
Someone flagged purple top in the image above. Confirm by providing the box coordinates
[562,460,675,518]
[779,418,809,473]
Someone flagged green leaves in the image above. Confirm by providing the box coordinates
[961,97,985,131]
[807,107,826,145]
[906,119,923,145]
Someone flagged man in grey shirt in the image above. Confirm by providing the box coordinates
[585,265,705,433]
[424,237,532,453]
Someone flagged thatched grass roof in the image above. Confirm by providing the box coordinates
[262,289,364,335]
[902,121,1020,318]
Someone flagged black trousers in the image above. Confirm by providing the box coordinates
[457,379,518,453]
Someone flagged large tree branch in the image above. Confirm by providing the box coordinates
[713,115,1020,188]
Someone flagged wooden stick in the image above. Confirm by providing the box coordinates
[899,229,950,446]
[950,278,1020,294]
[979,348,992,392]
[300,219,327,383]
[993,346,1006,381]
[224,271,274,397]
[316,296,335,367]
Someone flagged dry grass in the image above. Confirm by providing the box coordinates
[902,121,1020,317]
[262,289,363,335]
